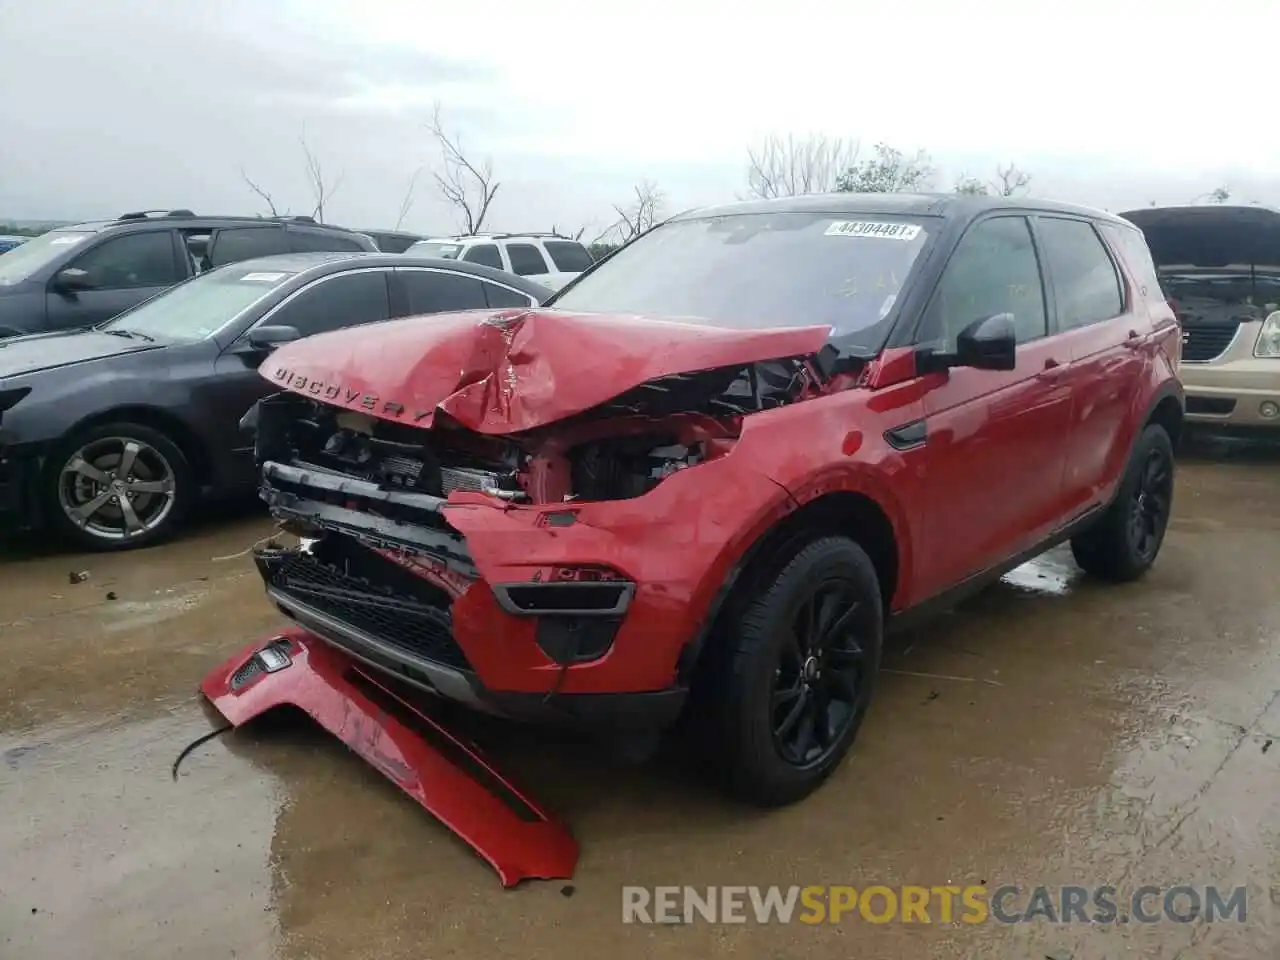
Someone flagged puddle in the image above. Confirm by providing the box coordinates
[0,708,284,960]
[1000,552,1079,597]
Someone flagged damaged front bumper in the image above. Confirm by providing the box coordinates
[255,459,692,731]
[201,628,579,886]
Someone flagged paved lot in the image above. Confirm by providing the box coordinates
[2,440,1278,959]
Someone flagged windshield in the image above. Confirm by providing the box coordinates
[0,230,94,286]
[550,212,933,346]
[100,265,297,341]
[407,241,462,259]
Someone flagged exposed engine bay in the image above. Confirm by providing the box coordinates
[251,352,839,509]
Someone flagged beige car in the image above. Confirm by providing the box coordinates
[1122,205,1280,433]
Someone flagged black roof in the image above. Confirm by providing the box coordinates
[676,192,1127,225]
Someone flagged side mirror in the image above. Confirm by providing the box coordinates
[917,313,1017,373]
[955,313,1017,371]
[233,325,301,358]
[246,325,301,350]
[53,267,94,293]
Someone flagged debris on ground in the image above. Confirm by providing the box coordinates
[105,591,118,601]
[68,570,89,585]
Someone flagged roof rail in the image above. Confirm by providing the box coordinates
[451,231,577,241]
[272,215,319,224]
[117,208,196,221]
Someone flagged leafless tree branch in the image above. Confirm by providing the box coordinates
[301,128,344,222]
[428,102,500,234]
[240,168,279,216]
[599,180,664,245]
[550,223,588,241]
[395,167,424,231]
[745,133,859,199]
[992,162,1031,197]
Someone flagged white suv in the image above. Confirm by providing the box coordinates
[404,233,593,291]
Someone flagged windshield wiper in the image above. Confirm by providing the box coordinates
[101,327,156,343]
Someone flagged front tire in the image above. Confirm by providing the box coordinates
[44,422,194,551]
[706,536,884,807]
[1070,423,1175,582]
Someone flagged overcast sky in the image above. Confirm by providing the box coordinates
[0,0,1272,237]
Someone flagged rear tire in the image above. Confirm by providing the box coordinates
[1070,424,1174,582]
[702,536,883,807]
[44,421,194,552]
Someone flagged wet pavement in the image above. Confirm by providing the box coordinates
[2,441,1278,959]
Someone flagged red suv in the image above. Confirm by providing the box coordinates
[209,194,1183,808]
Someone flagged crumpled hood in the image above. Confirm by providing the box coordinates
[260,309,832,433]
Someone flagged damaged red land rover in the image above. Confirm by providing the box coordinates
[207,194,1183,816]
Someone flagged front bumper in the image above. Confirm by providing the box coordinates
[0,442,42,532]
[200,629,579,887]
[1180,322,1280,429]
[253,456,740,732]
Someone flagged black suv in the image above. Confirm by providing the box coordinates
[0,210,378,337]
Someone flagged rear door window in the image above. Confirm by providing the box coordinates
[398,269,490,314]
[210,226,289,266]
[461,244,503,269]
[506,243,550,276]
[1035,218,1124,329]
[543,240,593,272]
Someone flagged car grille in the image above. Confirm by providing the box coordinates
[267,546,470,671]
[1181,322,1240,362]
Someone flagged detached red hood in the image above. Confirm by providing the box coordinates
[260,309,831,434]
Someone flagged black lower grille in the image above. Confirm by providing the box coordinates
[1182,322,1240,362]
[266,541,470,671]
[1186,396,1237,416]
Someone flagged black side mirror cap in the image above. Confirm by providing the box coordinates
[916,313,1017,373]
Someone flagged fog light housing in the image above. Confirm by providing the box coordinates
[1260,400,1280,420]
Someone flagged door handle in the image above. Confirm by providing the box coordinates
[1039,357,1068,380]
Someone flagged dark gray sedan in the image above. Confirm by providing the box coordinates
[0,252,549,550]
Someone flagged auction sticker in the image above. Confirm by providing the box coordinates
[825,221,921,241]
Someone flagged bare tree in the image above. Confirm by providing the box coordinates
[428,102,500,234]
[953,162,1032,197]
[745,133,859,199]
[597,181,664,245]
[836,143,934,193]
[550,223,587,241]
[300,129,343,222]
[394,167,424,230]
[993,162,1031,197]
[240,168,280,216]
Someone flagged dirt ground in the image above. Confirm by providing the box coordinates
[2,437,1278,960]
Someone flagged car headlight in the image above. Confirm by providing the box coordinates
[1255,310,1280,358]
